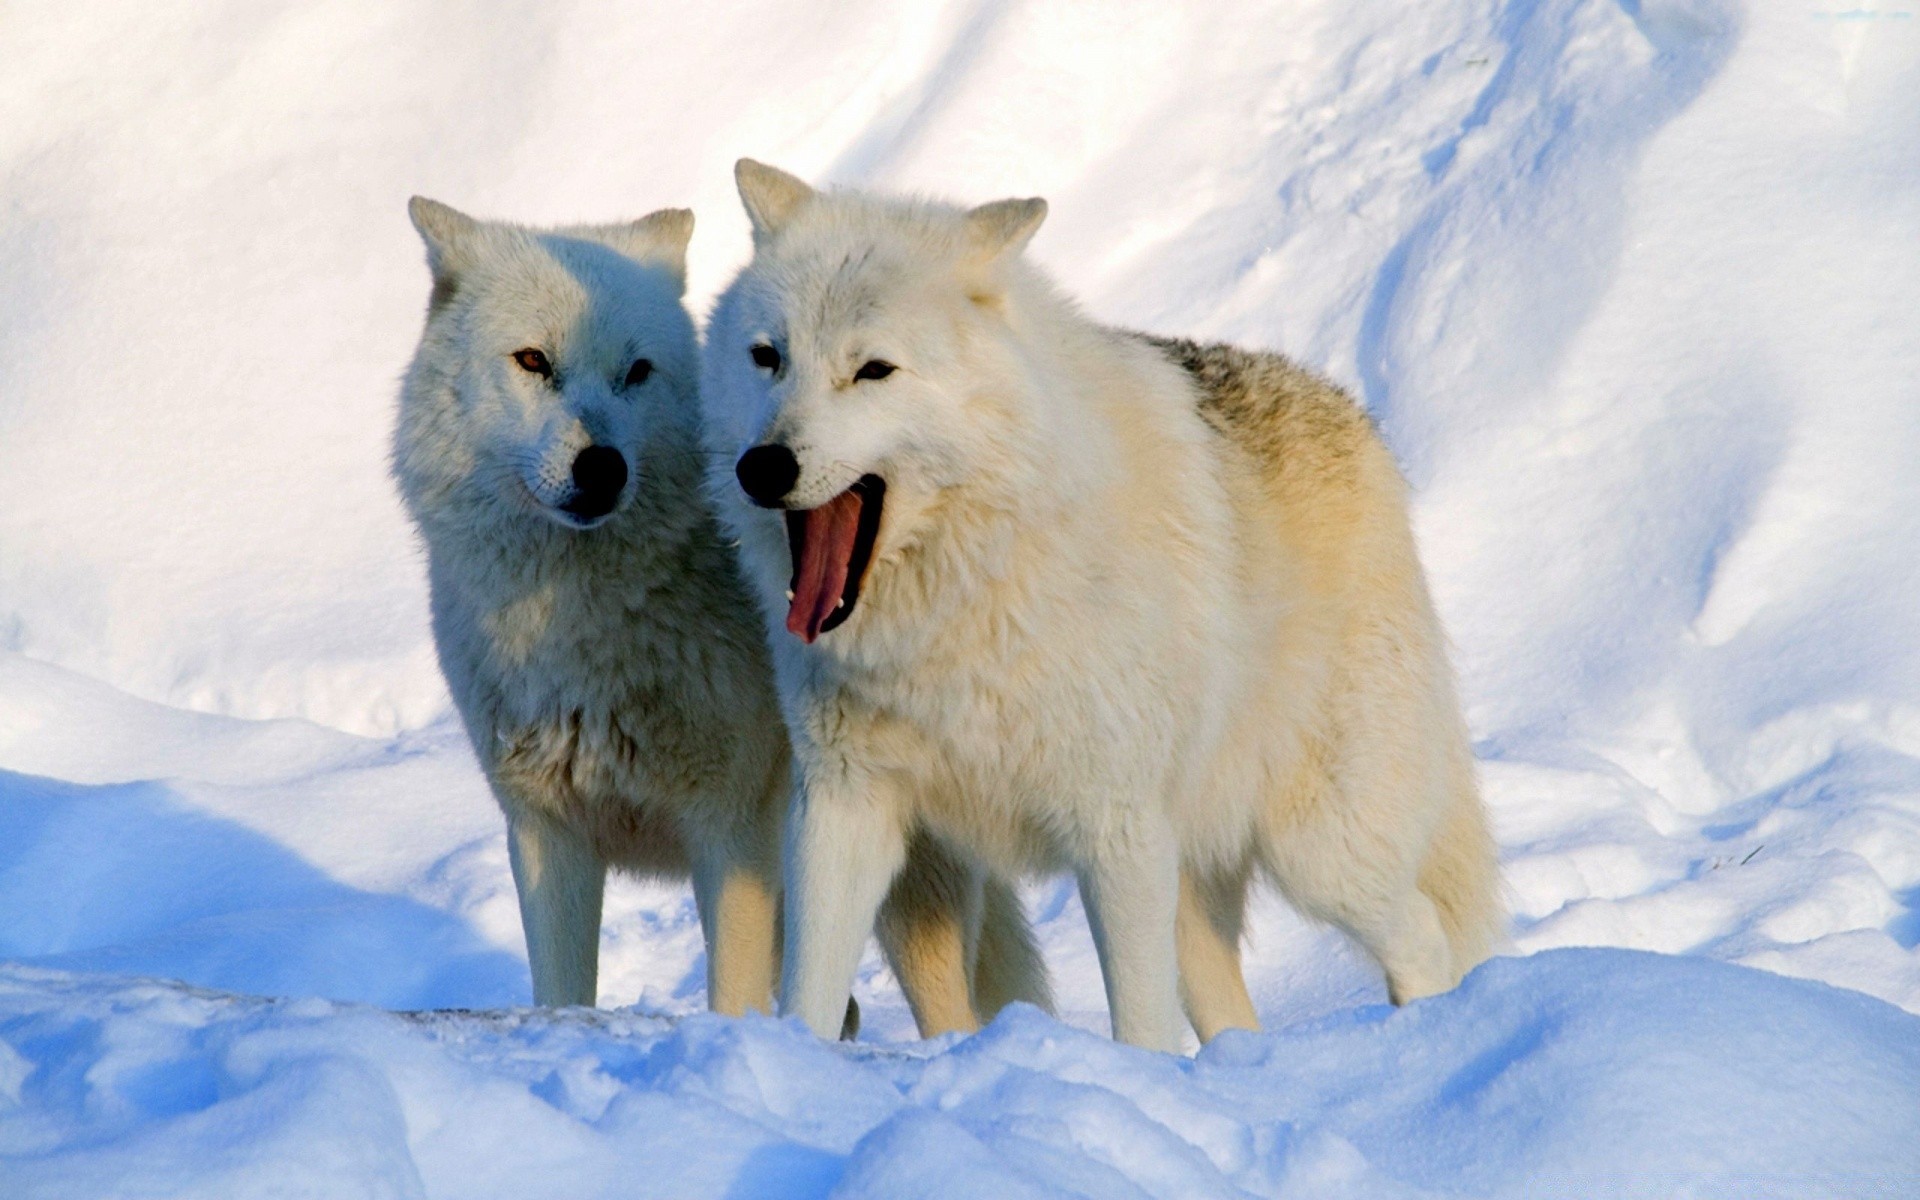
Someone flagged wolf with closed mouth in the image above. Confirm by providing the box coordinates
[700,161,1504,1052]
[392,198,1048,1032]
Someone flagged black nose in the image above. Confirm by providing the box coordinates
[735,443,800,507]
[563,445,628,520]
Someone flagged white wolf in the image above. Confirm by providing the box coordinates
[700,162,1504,1052]
[393,198,1048,1033]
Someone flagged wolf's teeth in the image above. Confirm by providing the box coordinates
[785,589,795,601]
[834,599,845,610]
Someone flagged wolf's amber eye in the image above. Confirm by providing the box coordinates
[853,360,896,382]
[624,358,652,387]
[512,348,552,377]
[750,343,781,372]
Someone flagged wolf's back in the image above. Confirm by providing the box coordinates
[1134,334,1376,494]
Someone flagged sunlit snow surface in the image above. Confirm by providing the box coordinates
[3,0,1919,1193]
[4,952,1917,1199]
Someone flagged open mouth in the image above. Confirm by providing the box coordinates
[784,475,885,643]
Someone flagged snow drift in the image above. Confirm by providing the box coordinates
[4,951,1917,1199]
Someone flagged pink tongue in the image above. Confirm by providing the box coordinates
[787,488,864,643]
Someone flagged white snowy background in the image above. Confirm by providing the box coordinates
[3,0,1919,1195]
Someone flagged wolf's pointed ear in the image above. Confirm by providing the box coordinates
[736,159,815,245]
[965,197,1047,260]
[573,208,696,291]
[408,197,482,281]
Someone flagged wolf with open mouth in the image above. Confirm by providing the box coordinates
[701,160,1504,1052]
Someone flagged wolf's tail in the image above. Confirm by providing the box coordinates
[1418,756,1507,981]
[971,875,1055,1018]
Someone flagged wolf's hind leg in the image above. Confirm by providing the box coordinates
[1417,777,1507,981]
[1350,885,1456,1004]
[1265,810,1456,1006]
[507,812,605,1007]
[692,852,780,1017]
[1275,870,1455,1004]
[876,831,981,1037]
[972,873,1054,1020]
[1177,864,1259,1042]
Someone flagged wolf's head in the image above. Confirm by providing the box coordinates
[701,161,1050,645]
[396,199,697,537]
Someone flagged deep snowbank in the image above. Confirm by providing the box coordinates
[4,950,1915,1199]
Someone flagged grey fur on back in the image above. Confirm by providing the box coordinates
[1135,333,1374,479]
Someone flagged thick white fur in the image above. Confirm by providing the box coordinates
[393,198,1048,1028]
[701,162,1505,1052]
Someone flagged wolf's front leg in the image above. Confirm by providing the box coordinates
[1077,817,1185,1053]
[781,768,909,1039]
[691,850,780,1017]
[506,812,605,1007]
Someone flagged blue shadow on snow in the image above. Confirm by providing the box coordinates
[0,768,527,1008]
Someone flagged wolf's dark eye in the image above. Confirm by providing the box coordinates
[512,348,552,377]
[750,343,781,372]
[853,360,896,382]
[624,358,653,387]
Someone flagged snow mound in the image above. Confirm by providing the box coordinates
[3,950,1915,1199]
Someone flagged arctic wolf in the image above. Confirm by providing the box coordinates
[700,162,1504,1052]
[393,198,1048,1032]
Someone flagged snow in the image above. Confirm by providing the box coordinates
[4,951,1917,1199]
[3,0,1919,1193]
